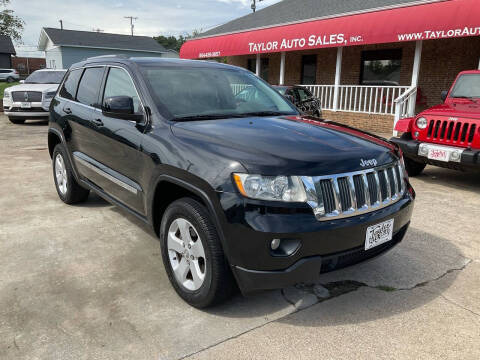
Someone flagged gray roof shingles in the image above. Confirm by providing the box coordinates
[43,27,167,52]
[0,35,15,54]
[199,0,430,38]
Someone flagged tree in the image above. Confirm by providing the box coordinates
[153,35,185,52]
[0,0,24,42]
[153,29,203,53]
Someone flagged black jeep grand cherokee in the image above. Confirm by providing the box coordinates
[48,56,414,308]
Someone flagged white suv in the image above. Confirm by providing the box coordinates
[0,68,20,83]
[3,69,66,124]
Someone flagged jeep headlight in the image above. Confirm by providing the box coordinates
[233,174,307,202]
[3,91,11,99]
[44,91,56,99]
[416,117,428,129]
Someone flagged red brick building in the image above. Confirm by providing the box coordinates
[12,57,46,76]
[180,0,480,134]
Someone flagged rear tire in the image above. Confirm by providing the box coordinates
[160,197,234,308]
[6,76,14,83]
[52,143,90,204]
[404,157,426,177]
[8,117,25,124]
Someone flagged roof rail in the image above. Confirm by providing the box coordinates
[85,54,130,60]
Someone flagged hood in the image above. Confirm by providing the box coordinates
[4,83,59,93]
[171,116,397,176]
[420,101,480,120]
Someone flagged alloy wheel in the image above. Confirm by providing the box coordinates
[54,153,68,195]
[167,218,206,291]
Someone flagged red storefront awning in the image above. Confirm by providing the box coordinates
[180,0,480,59]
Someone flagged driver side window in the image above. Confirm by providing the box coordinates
[103,67,141,113]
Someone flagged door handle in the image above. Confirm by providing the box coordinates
[63,106,72,114]
[92,118,104,127]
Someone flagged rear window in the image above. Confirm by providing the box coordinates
[76,67,104,107]
[59,69,83,100]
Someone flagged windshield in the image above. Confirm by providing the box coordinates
[140,65,298,120]
[25,71,66,84]
[450,74,480,98]
[275,87,287,95]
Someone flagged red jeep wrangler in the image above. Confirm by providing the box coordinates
[391,70,480,176]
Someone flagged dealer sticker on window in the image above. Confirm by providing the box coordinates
[365,219,394,250]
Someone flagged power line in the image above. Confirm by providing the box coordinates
[124,16,138,36]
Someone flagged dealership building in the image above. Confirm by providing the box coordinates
[181,0,480,133]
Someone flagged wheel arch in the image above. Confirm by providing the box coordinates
[149,174,233,257]
[48,129,64,158]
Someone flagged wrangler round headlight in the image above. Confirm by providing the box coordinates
[233,173,307,202]
[416,117,428,129]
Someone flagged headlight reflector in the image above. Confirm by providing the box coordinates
[233,173,307,202]
[416,117,428,129]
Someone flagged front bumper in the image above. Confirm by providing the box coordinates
[218,188,414,294]
[390,137,480,170]
[3,99,51,117]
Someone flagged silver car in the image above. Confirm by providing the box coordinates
[0,68,20,83]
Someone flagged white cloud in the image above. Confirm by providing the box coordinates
[8,0,281,56]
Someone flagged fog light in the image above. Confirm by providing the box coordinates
[419,144,428,156]
[414,131,420,138]
[271,238,281,250]
[450,151,460,161]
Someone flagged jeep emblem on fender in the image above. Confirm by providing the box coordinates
[24,92,29,102]
[448,117,458,121]
[360,158,378,167]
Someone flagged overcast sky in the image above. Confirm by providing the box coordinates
[9,0,281,57]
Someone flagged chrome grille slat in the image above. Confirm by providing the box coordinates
[303,160,406,221]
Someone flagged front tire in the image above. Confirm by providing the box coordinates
[160,198,234,308]
[8,117,25,124]
[52,143,90,204]
[404,157,426,177]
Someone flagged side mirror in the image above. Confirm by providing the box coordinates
[19,80,24,84]
[441,90,448,102]
[103,96,143,121]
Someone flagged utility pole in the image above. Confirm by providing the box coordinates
[59,19,63,30]
[251,0,264,13]
[124,16,138,36]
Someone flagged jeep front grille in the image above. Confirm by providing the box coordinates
[302,161,405,221]
[12,91,42,102]
[427,119,477,146]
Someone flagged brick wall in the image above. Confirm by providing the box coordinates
[12,57,46,76]
[323,110,394,134]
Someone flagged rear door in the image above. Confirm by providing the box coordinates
[78,66,146,214]
[64,67,107,189]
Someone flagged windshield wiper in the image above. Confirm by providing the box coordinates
[240,111,294,117]
[452,96,480,103]
[173,114,246,121]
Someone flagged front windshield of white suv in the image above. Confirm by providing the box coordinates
[450,74,480,98]
[140,66,298,120]
[25,70,66,84]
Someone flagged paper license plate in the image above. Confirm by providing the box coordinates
[427,147,449,162]
[365,219,394,250]
[20,102,31,108]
